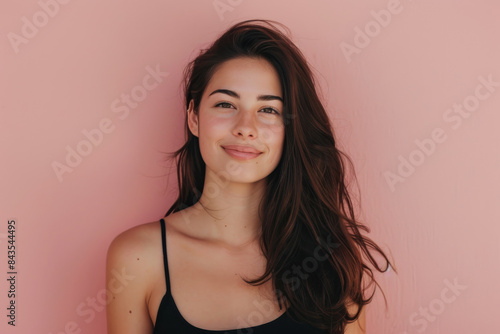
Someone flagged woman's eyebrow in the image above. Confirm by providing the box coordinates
[209,89,283,102]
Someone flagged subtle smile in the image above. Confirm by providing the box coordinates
[221,145,263,160]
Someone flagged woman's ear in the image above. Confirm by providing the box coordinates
[186,99,199,137]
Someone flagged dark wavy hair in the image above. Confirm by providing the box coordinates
[164,19,393,333]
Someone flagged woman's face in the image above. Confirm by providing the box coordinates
[188,57,285,184]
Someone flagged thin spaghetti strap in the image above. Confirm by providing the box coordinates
[159,218,171,291]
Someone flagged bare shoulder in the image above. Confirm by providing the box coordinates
[106,220,165,294]
[107,220,162,258]
[105,220,163,334]
[106,211,196,264]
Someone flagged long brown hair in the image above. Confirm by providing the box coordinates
[164,19,392,333]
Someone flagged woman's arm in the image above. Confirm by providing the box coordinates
[106,226,155,334]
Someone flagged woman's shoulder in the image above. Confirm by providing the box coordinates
[106,220,165,291]
[106,209,202,267]
[105,215,189,267]
[107,220,162,257]
[105,221,166,332]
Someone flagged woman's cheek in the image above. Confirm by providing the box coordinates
[259,121,284,143]
[203,115,233,137]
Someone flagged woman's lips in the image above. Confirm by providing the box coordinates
[222,145,262,160]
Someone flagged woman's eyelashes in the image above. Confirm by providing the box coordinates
[260,107,280,115]
[214,102,280,115]
[215,101,235,109]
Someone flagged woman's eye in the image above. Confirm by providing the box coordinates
[214,103,279,115]
[260,107,280,115]
[215,102,234,109]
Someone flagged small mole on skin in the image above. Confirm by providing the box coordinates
[129,310,132,313]
[137,258,139,260]
[225,224,227,227]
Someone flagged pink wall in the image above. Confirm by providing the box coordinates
[1,1,499,333]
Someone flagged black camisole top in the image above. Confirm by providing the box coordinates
[153,218,328,333]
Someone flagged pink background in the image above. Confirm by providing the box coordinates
[1,0,499,333]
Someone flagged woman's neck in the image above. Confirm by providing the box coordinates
[187,174,266,249]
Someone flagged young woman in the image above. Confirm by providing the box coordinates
[106,20,391,334]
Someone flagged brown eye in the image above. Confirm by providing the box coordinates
[215,102,234,109]
[260,107,280,115]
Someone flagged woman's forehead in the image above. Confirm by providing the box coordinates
[205,57,282,99]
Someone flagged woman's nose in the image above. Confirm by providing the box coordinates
[232,110,257,138]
